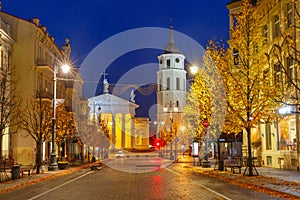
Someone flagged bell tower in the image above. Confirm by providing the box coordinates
[156,24,186,141]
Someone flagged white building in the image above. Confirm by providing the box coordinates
[88,79,150,151]
[157,25,187,150]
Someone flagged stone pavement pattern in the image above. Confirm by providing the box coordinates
[178,156,300,199]
[0,158,300,199]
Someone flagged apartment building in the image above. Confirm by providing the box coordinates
[0,11,86,165]
[227,0,300,169]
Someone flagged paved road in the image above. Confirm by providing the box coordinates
[1,161,277,200]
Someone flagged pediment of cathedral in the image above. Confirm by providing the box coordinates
[88,93,139,115]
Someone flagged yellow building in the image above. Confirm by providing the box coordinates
[0,14,15,159]
[227,0,300,169]
[0,11,86,165]
[87,79,150,151]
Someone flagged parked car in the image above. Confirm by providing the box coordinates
[115,151,125,158]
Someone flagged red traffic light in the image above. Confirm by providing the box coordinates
[156,139,162,147]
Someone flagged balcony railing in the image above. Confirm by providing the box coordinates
[35,91,52,99]
[36,58,54,67]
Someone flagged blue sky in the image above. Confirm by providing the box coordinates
[3,0,230,65]
[2,0,230,118]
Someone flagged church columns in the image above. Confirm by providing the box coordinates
[111,114,116,148]
[131,115,135,149]
[122,114,125,149]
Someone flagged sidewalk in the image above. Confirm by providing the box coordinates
[0,162,96,194]
[177,156,300,199]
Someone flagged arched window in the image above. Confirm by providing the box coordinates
[166,77,170,90]
[176,77,180,90]
[167,59,170,68]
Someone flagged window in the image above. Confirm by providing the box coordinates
[273,15,280,38]
[286,3,293,28]
[166,77,170,90]
[167,59,170,68]
[46,79,51,95]
[160,59,162,64]
[176,77,180,90]
[274,63,282,86]
[176,100,179,108]
[265,122,272,150]
[233,48,239,65]
[263,68,270,88]
[233,16,237,29]
[286,57,294,86]
[267,156,272,165]
[263,25,268,44]
[291,159,297,167]
[37,74,43,94]
[263,69,269,79]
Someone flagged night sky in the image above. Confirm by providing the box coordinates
[2,0,230,119]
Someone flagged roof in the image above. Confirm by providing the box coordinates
[227,0,241,5]
[227,0,257,6]
[88,93,139,115]
[164,26,181,54]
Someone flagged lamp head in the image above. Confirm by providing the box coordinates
[61,64,71,73]
[190,65,199,75]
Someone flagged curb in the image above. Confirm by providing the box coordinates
[191,167,300,199]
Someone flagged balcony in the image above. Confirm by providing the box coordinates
[35,90,52,99]
[36,58,54,68]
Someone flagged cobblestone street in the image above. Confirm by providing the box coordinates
[0,160,280,200]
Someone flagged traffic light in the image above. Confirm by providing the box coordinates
[156,139,162,148]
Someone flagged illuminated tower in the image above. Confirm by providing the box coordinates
[157,25,186,143]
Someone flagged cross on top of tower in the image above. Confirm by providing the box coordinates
[164,19,180,54]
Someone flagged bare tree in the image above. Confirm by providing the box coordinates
[20,88,52,174]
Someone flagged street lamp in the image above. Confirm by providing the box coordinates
[190,65,199,75]
[48,61,71,171]
[164,101,178,160]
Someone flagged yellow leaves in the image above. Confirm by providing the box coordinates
[55,104,77,141]
[203,0,281,134]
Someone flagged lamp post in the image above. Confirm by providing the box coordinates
[48,62,70,171]
[164,101,178,160]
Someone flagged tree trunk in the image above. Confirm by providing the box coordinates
[0,133,2,160]
[36,142,42,174]
[246,126,253,176]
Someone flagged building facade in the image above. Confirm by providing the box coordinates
[156,26,187,157]
[87,79,150,153]
[227,0,300,169]
[0,14,14,159]
[0,11,86,165]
